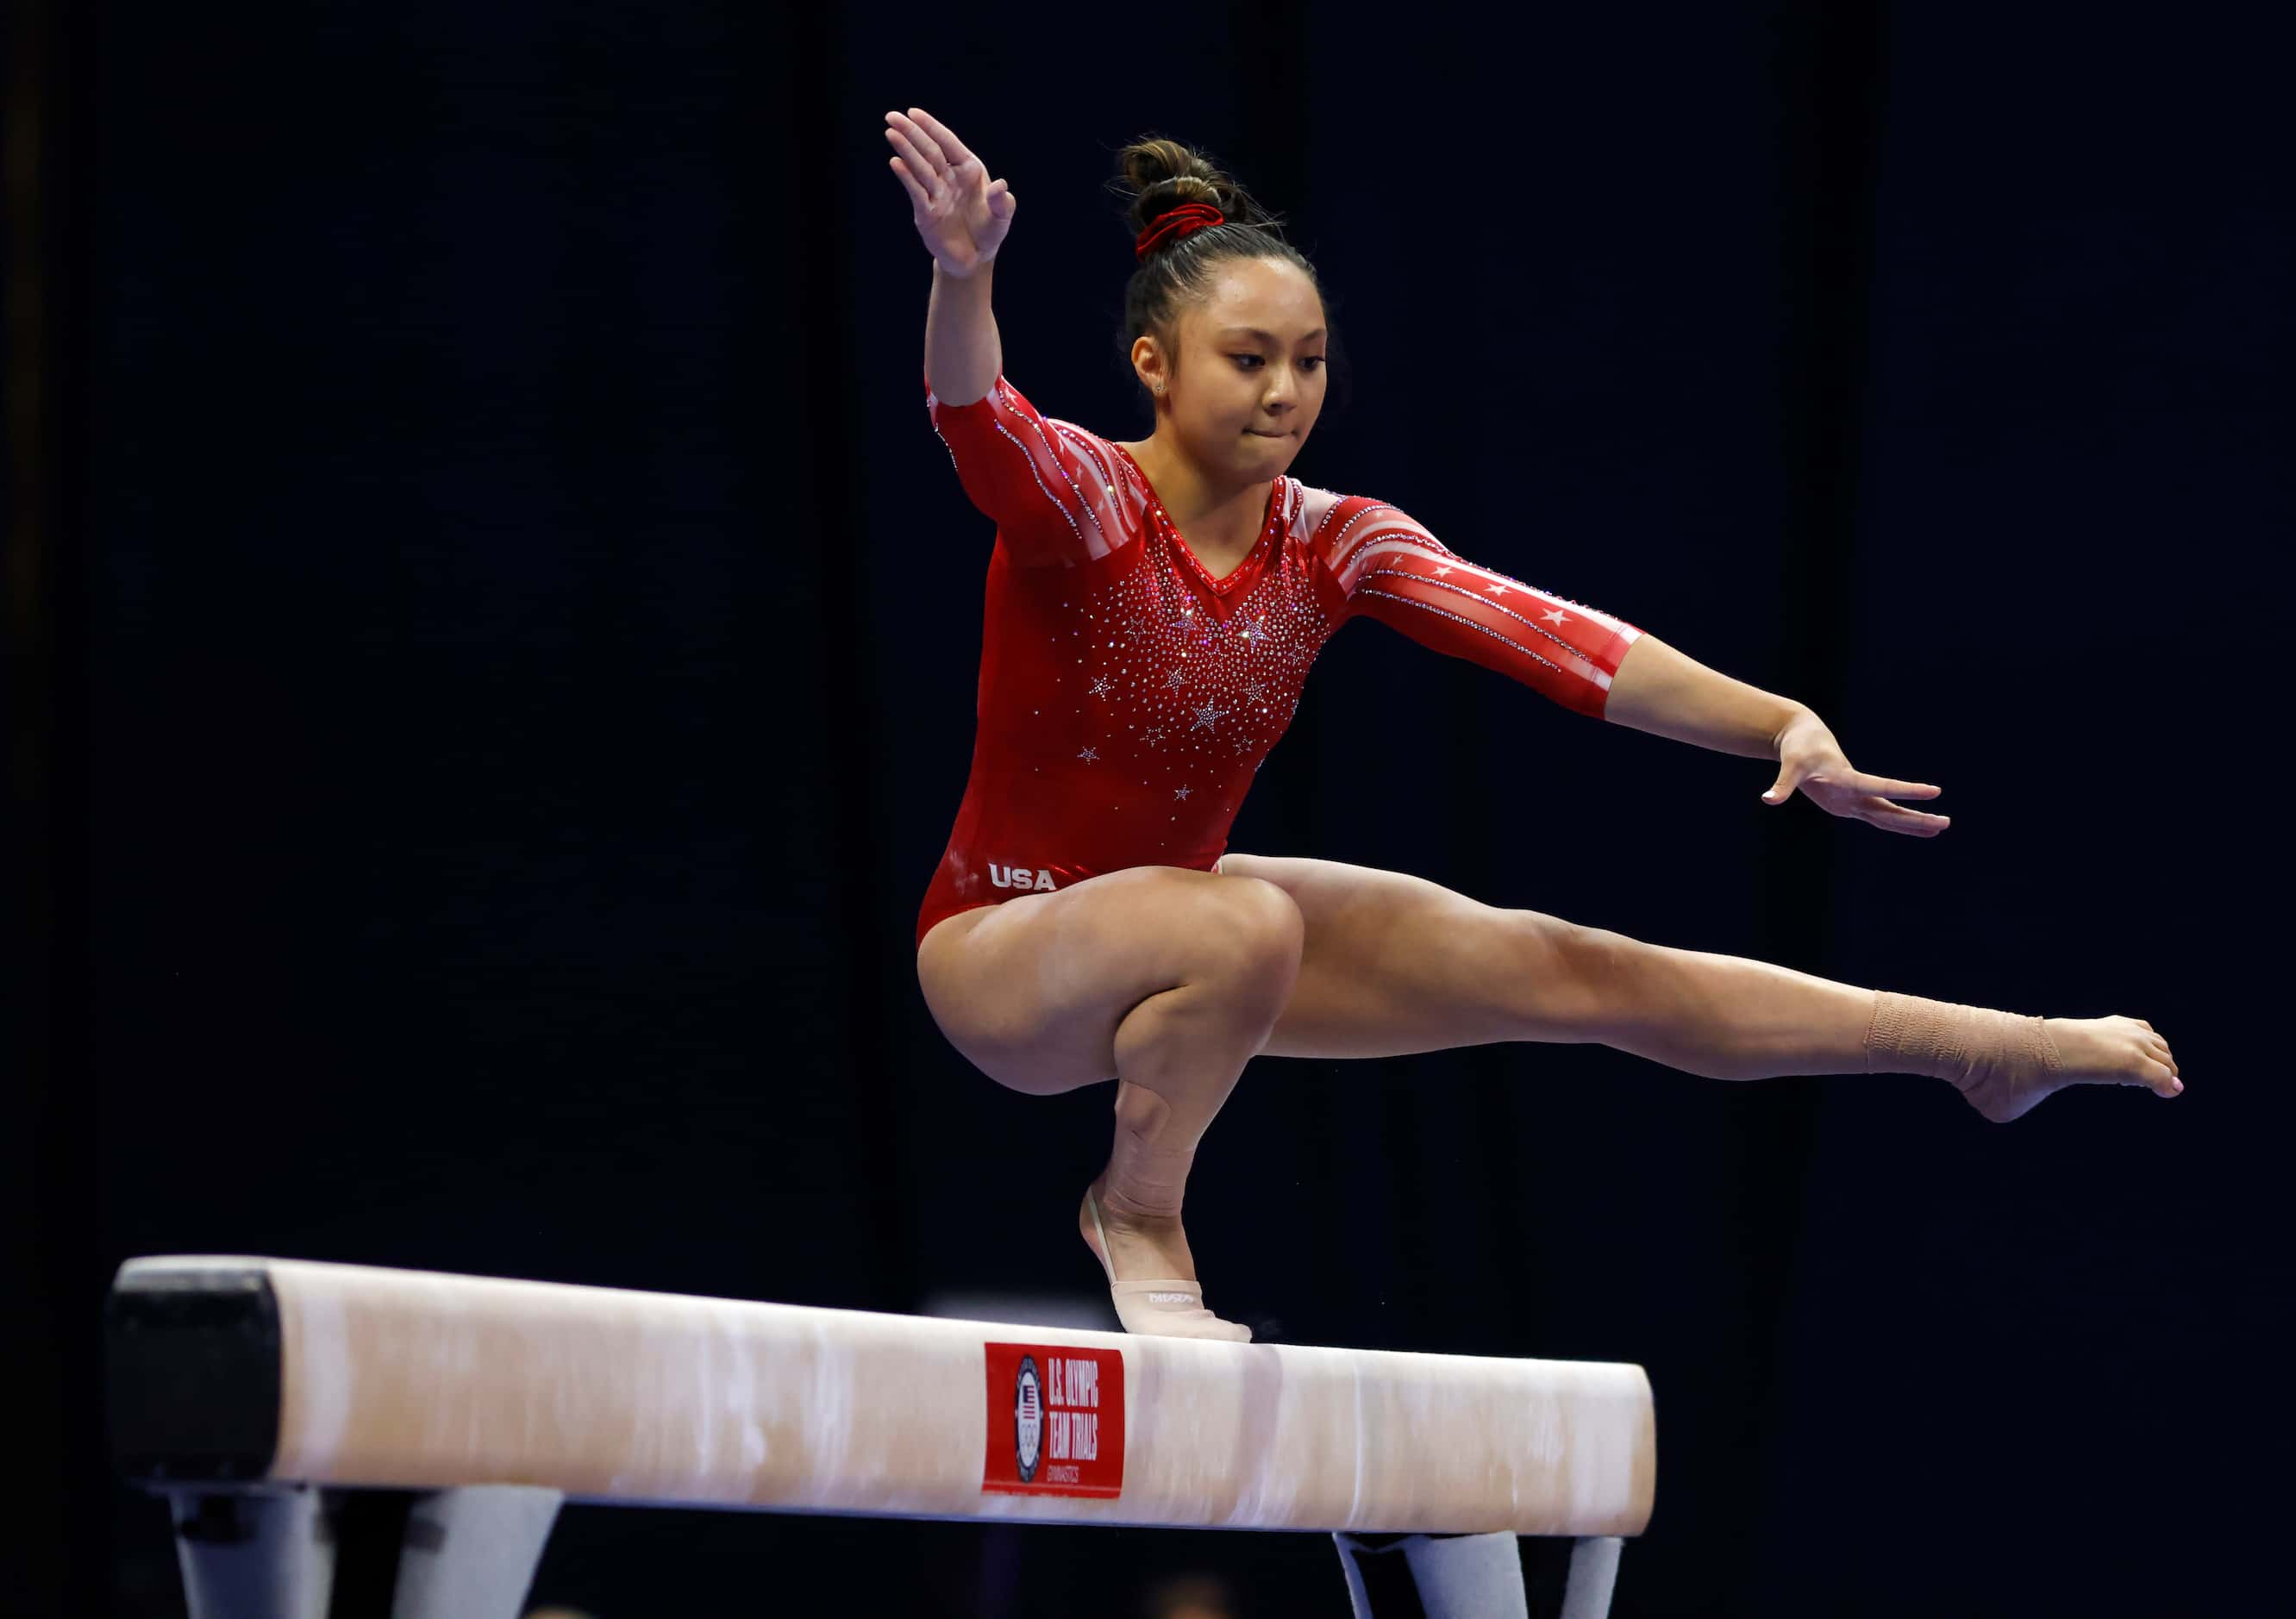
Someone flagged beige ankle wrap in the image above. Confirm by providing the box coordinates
[1864,991,2063,1123]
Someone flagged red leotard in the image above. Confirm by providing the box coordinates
[915,372,1643,947]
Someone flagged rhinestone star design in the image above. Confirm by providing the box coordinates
[1163,668,1188,692]
[1088,676,1115,697]
[1077,747,1099,762]
[1190,703,1229,732]
[1174,786,1192,801]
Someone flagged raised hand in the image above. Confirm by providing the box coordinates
[884,107,1016,278]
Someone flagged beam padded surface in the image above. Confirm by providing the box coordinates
[112,1256,1655,1537]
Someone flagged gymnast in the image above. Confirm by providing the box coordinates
[885,107,2181,1342]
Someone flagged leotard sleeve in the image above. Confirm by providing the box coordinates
[923,371,1135,568]
[1315,495,1642,719]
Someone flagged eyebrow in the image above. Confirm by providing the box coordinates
[1219,326,1327,343]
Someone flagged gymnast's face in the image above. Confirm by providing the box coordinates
[1139,256,1327,484]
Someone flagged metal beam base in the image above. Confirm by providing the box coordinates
[165,1485,562,1619]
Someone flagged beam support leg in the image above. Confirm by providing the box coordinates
[391,1485,563,1617]
[1560,1535,1623,1619]
[163,1485,561,1619]
[1331,1529,1530,1619]
[166,1487,334,1619]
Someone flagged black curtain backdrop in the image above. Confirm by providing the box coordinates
[14,3,2288,1615]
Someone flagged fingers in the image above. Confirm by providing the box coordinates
[1843,772,1941,799]
[1869,812,1949,836]
[886,153,934,211]
[1844,794,1949,835]
[904,107,979,172]
[1772,772,1943,810]
[1806,787,1947,833]
[885,110,948,177]
[885,125,944,194]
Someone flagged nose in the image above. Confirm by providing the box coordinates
[1266,359,1316,407]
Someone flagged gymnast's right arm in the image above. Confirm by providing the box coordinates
[886,108,1124,568]
[886,107,1013,400]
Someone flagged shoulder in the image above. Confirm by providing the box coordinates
[1283,484,1444,568]
[1045,416,1129,491]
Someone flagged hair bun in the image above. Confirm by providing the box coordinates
[1110,135,1279,253]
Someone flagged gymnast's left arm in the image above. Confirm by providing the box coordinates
[1605,634,1951,837]
[1317,495,1950,837]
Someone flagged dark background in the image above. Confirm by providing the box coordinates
[11,2,2288,1615]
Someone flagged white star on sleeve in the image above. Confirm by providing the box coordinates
[1540,608,1567,625]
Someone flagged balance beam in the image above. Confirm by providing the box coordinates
[108,1256,1657,1616]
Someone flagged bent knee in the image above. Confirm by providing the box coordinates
[1200,873,1305,1006]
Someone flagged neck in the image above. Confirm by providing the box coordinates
[1129,435,1273,551]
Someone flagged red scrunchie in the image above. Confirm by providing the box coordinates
[1135,203,1226,261]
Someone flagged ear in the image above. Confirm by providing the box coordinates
[1130,334,1168,397]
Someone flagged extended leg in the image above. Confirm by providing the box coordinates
[1553,935,2180,1117]
[1222,853,2181,1118]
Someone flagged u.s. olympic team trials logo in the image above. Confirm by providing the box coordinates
[981,1341,1124,1497]
[1012,1354,1044,1484]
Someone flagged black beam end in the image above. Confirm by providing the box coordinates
[104,1262,282,1484]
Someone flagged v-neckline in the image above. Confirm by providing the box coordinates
[1112,442,1281,598]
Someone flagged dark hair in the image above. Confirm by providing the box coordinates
[1107,135,1348,418]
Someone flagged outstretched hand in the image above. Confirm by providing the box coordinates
[1763,710,1950,836]
[884,107,1016,278]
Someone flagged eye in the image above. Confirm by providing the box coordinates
[1232,354,1327,371]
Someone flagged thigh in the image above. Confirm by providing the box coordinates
[1218,852,1600,1060]
[915,864,1300,1096]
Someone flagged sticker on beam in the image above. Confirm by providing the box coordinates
[981,1342,1125,1497]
